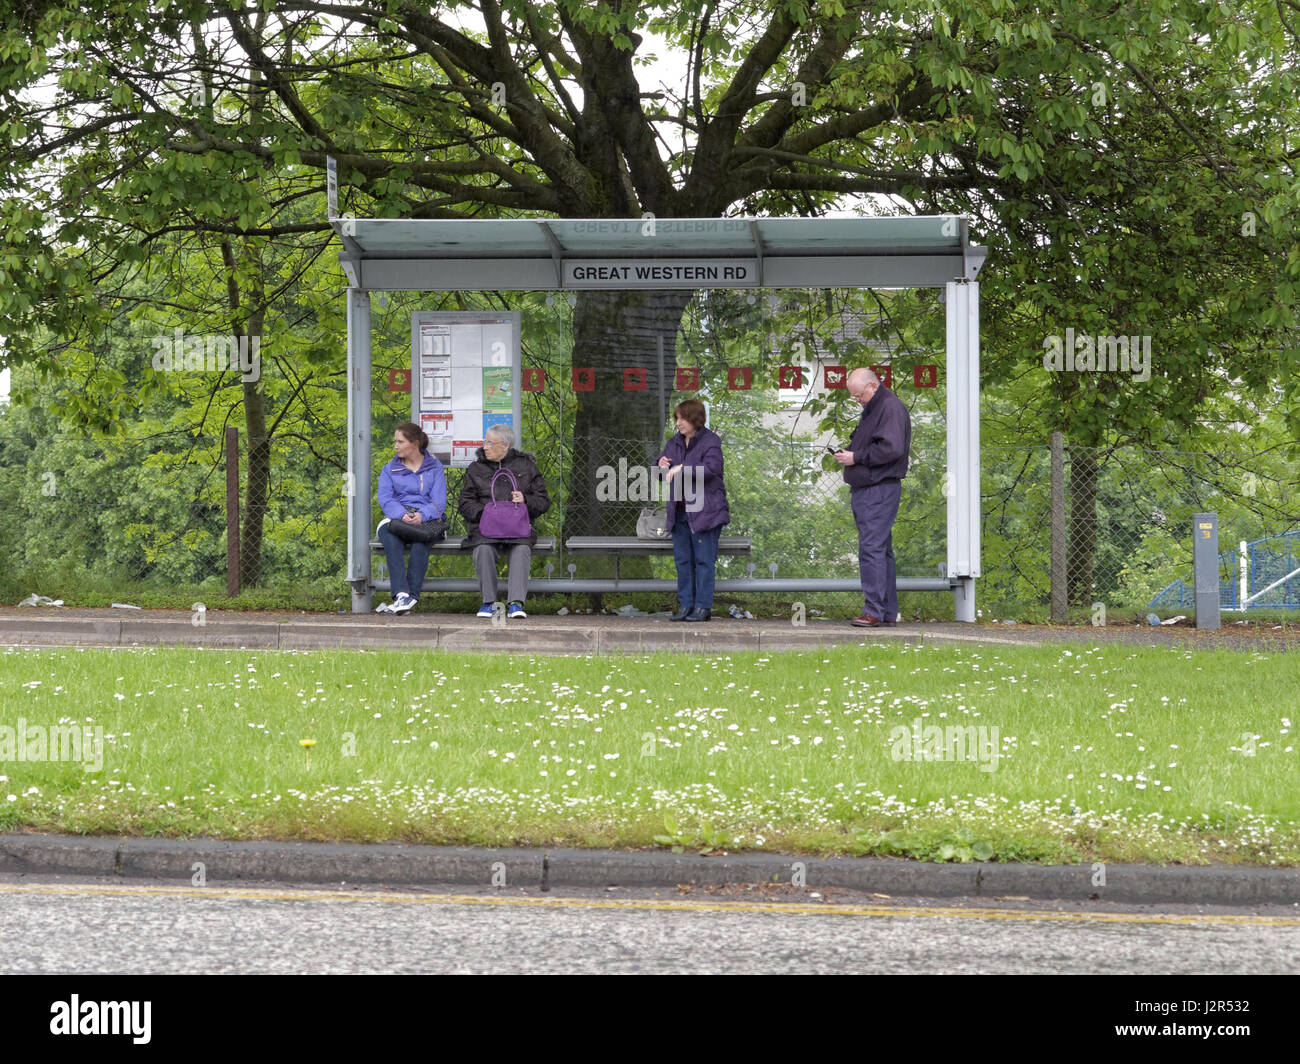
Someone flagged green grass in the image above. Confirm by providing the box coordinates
[1,642,1298,864]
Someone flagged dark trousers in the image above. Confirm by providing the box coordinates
[378,520,431,600]
[672,511,721,611]
[850,480,901,622]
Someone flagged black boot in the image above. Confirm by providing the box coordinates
[670,606,692,621]
[685,607,711,621]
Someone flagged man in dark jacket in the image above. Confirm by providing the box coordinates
[833,368,911,627]
[458,424,550,619]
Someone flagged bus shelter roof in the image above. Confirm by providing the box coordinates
[333,214,987,291]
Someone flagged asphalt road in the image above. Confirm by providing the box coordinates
[2,876,1298,975]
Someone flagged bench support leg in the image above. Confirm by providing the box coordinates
[953,577,975,623]
[352,582,372,615]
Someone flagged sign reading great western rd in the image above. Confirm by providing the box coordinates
[563,259,759,288]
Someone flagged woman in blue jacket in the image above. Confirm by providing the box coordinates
[655,399,730,621]
[375,422,447,615]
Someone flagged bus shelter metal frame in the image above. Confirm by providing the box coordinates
[334,215,986,620]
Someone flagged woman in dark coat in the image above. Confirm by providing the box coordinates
[458,423,550,619]
[655,399,730,621]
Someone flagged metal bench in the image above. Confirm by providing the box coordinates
[564,535,751,582]
[557,537,958,595]
[364,532,960,598]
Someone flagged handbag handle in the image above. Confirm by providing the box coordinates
[488,468,521,502]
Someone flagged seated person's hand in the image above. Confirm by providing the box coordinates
[403,512,423,523]
[510,490,524,503]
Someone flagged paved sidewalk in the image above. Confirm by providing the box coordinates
[1,834,1297,906]
[1,606,1296,654]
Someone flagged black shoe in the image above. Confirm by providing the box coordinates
[685,607,711,622]
[670,607,693,621]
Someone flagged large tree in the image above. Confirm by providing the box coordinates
[2,0,1297,565]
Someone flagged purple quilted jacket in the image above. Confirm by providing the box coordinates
[655,427,731,533]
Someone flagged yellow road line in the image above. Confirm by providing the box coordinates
[0,882,1296,926]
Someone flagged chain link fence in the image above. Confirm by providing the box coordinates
[980,439,1300,618]
[2,429,1296,615]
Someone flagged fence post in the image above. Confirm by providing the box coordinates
[1050,431,1066,622]
[1239,540,1248,611]
[226,426,240,598]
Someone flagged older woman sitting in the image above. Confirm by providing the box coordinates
[458,424,550,619]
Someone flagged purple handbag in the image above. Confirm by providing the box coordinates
[478,469,532,539]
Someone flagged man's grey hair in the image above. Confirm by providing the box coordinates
[485,423,515,448]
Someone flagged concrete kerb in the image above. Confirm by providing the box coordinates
[4,608,1297,654]
[0,609,920,654]
[2,835,1298,906]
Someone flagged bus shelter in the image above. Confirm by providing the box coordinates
[332,214,987,619]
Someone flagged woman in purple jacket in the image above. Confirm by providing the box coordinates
[655,399,730,621]
[375,422,447,615]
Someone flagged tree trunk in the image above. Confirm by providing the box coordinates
[240,378,268,588]
[560,288,695,606]
[563,288,696,542]
[235,10,270,590]
[1067,448,1099,607]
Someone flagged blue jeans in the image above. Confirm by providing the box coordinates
[672,512,721,611]
[378,520,431,600]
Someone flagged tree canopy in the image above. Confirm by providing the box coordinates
[1,0,1297,589]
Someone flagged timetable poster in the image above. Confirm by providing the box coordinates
[417,323,453,462]
[410,312,521,468]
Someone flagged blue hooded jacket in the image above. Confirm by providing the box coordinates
[378,451,447,522]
